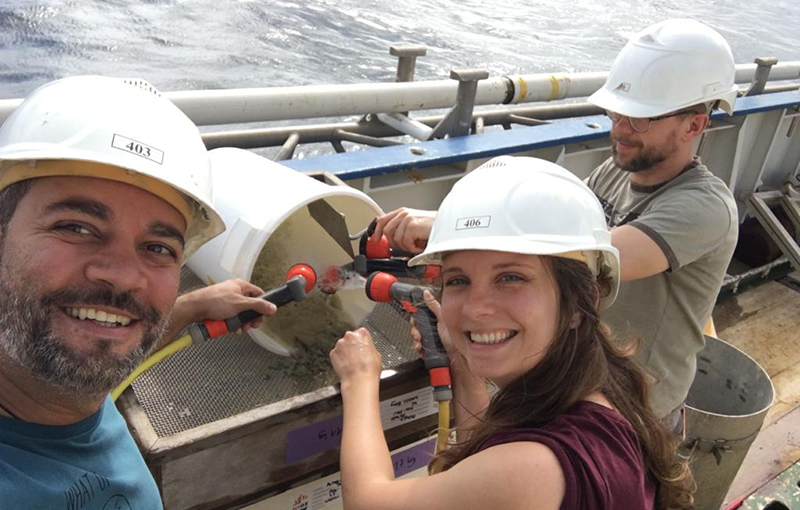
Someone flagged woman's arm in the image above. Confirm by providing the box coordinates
[330,329,564,510]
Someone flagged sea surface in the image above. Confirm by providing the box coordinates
[2,0,800,99]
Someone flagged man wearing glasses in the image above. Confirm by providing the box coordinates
[370,19,739,429]
[585,18,739,429]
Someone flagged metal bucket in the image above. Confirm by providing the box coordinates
[680,335,775,510]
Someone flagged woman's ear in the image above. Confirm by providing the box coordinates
[569,312,582,329]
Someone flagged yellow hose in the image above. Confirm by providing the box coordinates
[436,400,450,453]
[111,333,193,401]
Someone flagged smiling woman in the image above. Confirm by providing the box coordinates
[329,156,694,510]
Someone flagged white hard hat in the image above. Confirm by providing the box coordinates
[588,19,738,118]
[409,156,620,310]
[0,76,224,258]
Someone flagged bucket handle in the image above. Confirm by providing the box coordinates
[678,430,761,465]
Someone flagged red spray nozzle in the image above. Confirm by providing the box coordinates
[365,272,398,303]
[424,265,441,281]
[286,263,317,293]
[364,235,392,259]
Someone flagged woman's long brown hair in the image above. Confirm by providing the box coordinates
[428,257,694,510]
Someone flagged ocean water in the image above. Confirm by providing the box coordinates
[1,0,799,99]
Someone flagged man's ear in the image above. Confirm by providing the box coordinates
[683,113,710,142]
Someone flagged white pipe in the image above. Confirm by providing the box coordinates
[1,62,799,126]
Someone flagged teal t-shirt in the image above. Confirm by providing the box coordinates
[0,395,162,510]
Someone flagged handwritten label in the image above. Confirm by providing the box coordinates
[391,438,435,478]
[379,386,437,430]
[257,438,436,510]
[286,387,438,465]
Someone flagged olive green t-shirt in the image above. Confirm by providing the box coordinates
[586,157,738,418]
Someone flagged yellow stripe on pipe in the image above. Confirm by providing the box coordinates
[550,75,560,100]
[516,77,528,103]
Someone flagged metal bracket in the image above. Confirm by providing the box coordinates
[745,57,779,96]
[748,190,800,271]
[680,437,732,465]
[429,69,490,139]
[391,45,427,119]
[390,45,427,83]
[374,68,490,141]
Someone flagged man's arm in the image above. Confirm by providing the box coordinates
[158,279,277,350]
[611,225,670,282]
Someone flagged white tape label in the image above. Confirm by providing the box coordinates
[456,215,491,230]
[112,134,164,164]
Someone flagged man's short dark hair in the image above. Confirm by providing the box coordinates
[0,180,35,232]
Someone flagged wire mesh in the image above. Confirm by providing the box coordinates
[131,267,418,437]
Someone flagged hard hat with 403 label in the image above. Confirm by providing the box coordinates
[0,76,224,257]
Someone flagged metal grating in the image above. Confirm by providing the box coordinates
[131,267,418,437]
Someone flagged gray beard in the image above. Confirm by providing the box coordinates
[0,278,169,395]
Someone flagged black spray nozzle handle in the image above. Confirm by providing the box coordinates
[410,304,450,371]
[387,281,451,401]
[224,276,308,332]
[365,274,449,369]
[190,275,310,343]
[365,272,452,401]
[353,256,426,278]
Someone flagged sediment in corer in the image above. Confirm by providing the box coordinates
[250,220,357,367]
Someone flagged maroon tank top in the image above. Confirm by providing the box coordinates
[475,401,656,510]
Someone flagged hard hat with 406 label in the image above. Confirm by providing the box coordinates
[409,156,620,310]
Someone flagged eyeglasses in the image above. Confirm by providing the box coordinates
[604,109,699,134]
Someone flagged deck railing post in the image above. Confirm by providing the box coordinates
[429,69,490,139]
[745,57,779,96]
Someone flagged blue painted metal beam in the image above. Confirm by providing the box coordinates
[283,90,800,179]
[283,116,611,179]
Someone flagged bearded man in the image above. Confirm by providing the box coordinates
[583,19,739,426]
[0,76,274,509]
[371,20,740,429]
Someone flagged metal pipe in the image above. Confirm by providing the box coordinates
[376,112,433,141]
[507,114,552,126]
[273,132,300,161]
[333,129,403,147]
[722,256,789,292]
[200,82,800,150]
[3,62,798,126]
[201,102,601,149]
